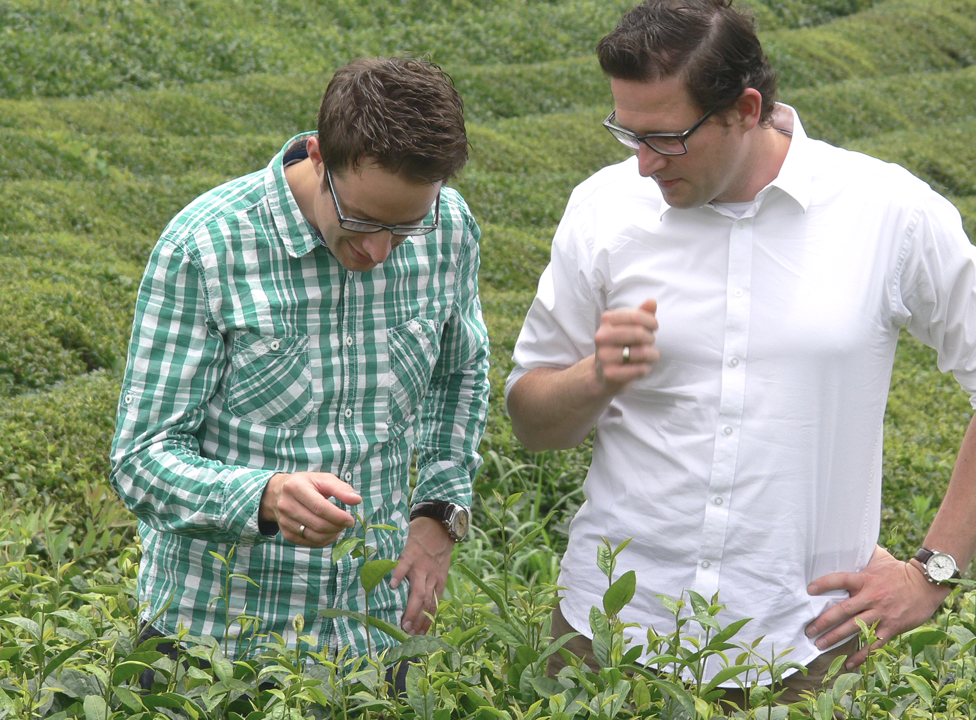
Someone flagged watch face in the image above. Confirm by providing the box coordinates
[928,553,956,582]
[451,508,469,540]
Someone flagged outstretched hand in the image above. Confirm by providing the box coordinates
[259,472,362,546]
[390,517,455,636]
[806,545,950,669]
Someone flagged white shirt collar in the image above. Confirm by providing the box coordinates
[657,102,812,220]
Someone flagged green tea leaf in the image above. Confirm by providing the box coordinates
[455,563,509,620]
[597,543,614,579]
[83,695,108,720]
[905,674,934,708]
[317,608,409,643]
[361,559,398,592]
[907,628,949,658]
[603,570,636,616]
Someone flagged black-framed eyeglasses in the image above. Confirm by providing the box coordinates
[603,107,717,156]
[325,166,441,236]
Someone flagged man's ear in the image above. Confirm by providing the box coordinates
[306,136,323,174]
[733,88,763,132]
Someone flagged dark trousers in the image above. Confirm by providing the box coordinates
[546,602,859,708]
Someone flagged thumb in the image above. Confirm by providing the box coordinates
[640,298,658,314]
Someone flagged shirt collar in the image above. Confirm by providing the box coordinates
[265,131,320,258]
[657,102,812,220]
[756,103,811,213]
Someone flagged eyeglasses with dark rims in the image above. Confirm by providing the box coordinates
[326,166,441,236]
[602,107,717,156]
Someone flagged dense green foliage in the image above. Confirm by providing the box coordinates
[0,0,974,718]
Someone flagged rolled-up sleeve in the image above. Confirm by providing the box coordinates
[110,235,274,545]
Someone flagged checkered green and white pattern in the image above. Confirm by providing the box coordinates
[110,133,490,661]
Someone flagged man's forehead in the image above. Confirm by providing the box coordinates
[609,75,705,128]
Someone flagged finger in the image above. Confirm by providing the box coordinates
[843,637,886,670]
[639,298,658,315]
[595,319,657,346]
[808,571,861,597]
[805,590,869,641]
[308,474,363,507]
[411,587,440,635]
[390,557,409,589]
[402,581,428,635]
[303,494,358,529]
[601,305,659,332]
[597,341,660,367]
[811,617,866,650]
[283,520,346,547]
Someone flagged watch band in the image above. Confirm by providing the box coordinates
[410,500,469,541]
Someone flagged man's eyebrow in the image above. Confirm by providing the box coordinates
[346,203,432,226]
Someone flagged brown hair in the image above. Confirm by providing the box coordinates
[597,0,777,125]
[317,57,468,183]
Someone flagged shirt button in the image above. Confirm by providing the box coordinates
[345,335,353,346]
[344,408,353,419]
[344,472,352,482]
[701,560,711,569]
[729,357,739,367]
[713,497,724,506]
[737,220,747,229]
[724,426,733,436]
[124,393,133,404]
[734,289,744,298]
[269,340,281,351]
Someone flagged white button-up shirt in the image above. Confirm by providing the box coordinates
[506,107,975,682]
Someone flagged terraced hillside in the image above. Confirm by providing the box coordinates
[2,0,973,535]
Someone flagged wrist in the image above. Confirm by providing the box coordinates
[259,473,286,522]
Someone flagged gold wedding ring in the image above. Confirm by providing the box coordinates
[299,524,306,538]
[622,345,631,364]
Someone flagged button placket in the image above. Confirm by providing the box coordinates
[694,216,754,597]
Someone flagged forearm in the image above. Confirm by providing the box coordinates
[111,432,275,543]
[507,359,616,451]
[918,414,976,570]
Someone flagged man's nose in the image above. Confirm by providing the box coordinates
[362,230,395,263]
[637,144,668,177]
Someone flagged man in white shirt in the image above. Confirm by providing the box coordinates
[506,0,975,704]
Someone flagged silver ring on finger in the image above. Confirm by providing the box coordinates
[299,524,306,538]
[622,345,631,364]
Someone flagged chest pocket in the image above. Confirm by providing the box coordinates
[386,318,441,432]
[226,333,314,429]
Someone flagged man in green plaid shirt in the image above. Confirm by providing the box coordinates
[109,58,490,669]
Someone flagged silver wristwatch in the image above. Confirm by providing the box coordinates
[914,548,961,585]
[410,500,470,542]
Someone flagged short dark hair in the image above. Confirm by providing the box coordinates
[317,57,468,184]
[597,0,777,125]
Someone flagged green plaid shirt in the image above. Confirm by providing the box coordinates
[110,133,490,661]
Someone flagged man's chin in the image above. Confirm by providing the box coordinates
[656,180,700,209]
